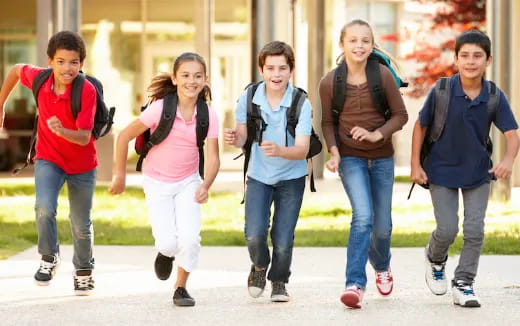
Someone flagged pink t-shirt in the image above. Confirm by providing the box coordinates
[139,98,219,182]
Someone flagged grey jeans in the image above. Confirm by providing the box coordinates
[426,182,490,283]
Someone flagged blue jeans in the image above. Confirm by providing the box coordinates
[244,176,305,283]
[338,156,394,289]
[34,159,96,270]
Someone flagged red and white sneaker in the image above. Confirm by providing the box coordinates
[375,268,393,296]
[340,285,364,308]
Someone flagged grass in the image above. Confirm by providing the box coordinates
[1,183,520,260]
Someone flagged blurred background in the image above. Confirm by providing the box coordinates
[0,0,518,199]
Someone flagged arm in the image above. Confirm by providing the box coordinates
[0,64,23,128]
[195,138,220,203]
[46,116,92,145]
[260,135,309,160]
[319,72,338,151]
[376,66,409,141]
[224,123,247,148]
[489,129,520,179]
[410,119,428,185]
[109,119,149,194]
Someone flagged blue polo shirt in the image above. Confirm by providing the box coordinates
[236,82,312,185]
[419,74,518,189]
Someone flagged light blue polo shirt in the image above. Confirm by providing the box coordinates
[236,82,312,185]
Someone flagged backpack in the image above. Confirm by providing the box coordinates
[332,50,408,137]
[13,68,115,174]
[134,92,209,179]
[238,82,322,194]
[407,77,499,198]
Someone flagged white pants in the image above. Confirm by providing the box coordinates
[142,173,201,272]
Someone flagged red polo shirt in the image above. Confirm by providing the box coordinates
[20,65,98,174]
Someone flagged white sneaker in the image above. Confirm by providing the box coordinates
[424,248,447,295]
[452,280,481,307]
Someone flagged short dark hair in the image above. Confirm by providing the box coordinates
[47,31,87,62]
[258,41,295,71]
[455,30,491,58]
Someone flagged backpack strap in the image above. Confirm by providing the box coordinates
[196,99,209,179]
[84,75,115,138]
[487,81,499,118]
[135,93,177,171]
[366,58,390,120]
[429,77,451,143]
[70,73,86,119]
[285,87,306,144]
[332,61,347,144]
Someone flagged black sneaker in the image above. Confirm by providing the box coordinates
[154,252,174,280]
[271,281,290,302]
[74,270,95,296]
[173,287,196,307]
[247,265,266,298]
[34,254,60,286]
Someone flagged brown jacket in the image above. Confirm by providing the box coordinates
[319,64,408,159]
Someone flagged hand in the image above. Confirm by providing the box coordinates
[47,116,64,136]
[325,154,340,173]
[195,184,209,203]
[260,141,280,157]
[410,165,428,185]
[224,128,237,146]
[350,126,383,143]
[489,158,514,179]
[0,109,4,129]
[108,175,126,195]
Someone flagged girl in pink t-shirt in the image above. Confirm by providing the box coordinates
[109,52,220,307]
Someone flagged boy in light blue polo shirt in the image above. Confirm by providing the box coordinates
[224,41,311,302]
[410,30,519,308]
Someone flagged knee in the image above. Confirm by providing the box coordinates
[350,214,373,232]
[156,239,178,256]
[372,227,392,240]
[35,204,55,221]
[246,235,267,248]
[272,244,292,257]
[71,222,92,240]
[435,226,459,242]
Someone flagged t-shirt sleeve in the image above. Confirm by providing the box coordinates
[207,105,220,139]
[139,99,163,129]
[76,81,97,130]
[418,88,436,127]
[235,90,248,124]
[494,91,518,132]
[295,98,312,136]
[19,64,43,89]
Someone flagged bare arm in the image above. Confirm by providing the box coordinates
[489,129,520,179]
[195,138,220,203]
[46,116,92,145]
[109,119,149,194]
[410,119,428,185]
[224,123,247,148]
[260,135,309,160]
[0,64,23,128]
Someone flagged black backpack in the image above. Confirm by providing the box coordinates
[407,77,499,198]
[332,50,408,139]
[238,82,322,194]
[13,68,115,174]
[134,93,209,179]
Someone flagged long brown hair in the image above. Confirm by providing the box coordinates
[147,52,212,102]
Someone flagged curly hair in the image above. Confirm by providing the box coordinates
[47,30,87,62]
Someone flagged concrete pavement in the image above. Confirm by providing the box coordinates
[1,246,519,326]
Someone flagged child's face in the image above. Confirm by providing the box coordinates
[47,49,83,86]
[171,60,207,100]
[259,55,292,93]
[455,44,491,81]
[340,24,374,63]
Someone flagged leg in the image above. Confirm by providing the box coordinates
[66,168,96,270]
[338,156,373,290]
[456,183,490,283]
[268,176,305,283]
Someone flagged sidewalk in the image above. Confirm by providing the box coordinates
[1,246,519,326]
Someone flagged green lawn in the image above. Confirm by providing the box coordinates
[1,183,519,260]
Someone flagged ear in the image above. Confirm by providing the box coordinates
[170,74,177,85]
[258,66,263,75]
[486,55,493,66]
[47,56,52,67]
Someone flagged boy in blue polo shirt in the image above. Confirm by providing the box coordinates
[410,30,519,307]
[224,41,311,302]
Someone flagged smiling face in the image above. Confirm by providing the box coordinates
[454,43,491,81]
[259,55,292,93]
[340,23,374,64]
[171,60,207,100]
[47,49,83,88]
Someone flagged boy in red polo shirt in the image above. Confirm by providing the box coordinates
[0,31,97,295]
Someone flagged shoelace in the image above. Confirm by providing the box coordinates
[75,276,94,288]
[431,265,445,280]
[272,282,286,295]
[377,271,391,283]
[456,283,475,296]
[38,260,56,275]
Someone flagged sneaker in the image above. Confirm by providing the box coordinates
[271,281,290,302]
[247,265,266,298]
[173,287,196,307]
[375,268,393,296]
[452,280,481,307]
[74,270,95,296]
[340,285,364,308]
[424,248,447,295]
[34,254,60,286]
[154,252,174,280]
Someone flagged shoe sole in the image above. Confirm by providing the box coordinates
[340,292,361,309]
[376,285,393,296]
[34,280,51,286]
[74,290,93,296]
[174,299,196,307]
[248,286,264,298]
[271,295,290,302]
[454,300,481,308]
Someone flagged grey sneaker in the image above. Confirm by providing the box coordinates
[74,270,95,296]
[424,247,447,295]
[173,287,196,307]
[34,254,60,286]
[452,280,481,307]
[247,265,266,298]
[271,281,290,302]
